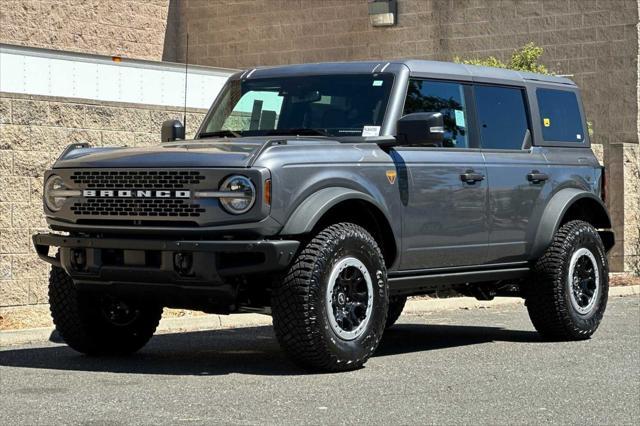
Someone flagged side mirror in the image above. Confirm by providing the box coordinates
[161,119,185,142]
[396,112,444,147]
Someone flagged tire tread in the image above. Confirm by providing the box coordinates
[526,220,608,340]
[272,222,387,371]
[49,266,162,355]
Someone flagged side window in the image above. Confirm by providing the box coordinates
[403,79,469,148]
[536,89,584,143]
[474,85,529,150]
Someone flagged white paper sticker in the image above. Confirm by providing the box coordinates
[372,80,383,87]
[454,109,466,127]
[576,134,582,140]
[362,125,381,137]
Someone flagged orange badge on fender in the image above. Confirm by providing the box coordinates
[386,170,397,184]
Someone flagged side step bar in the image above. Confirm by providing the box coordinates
[388,266,530,296]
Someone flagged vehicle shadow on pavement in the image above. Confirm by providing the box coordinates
[376,324,542,357]
[0,323,542,376]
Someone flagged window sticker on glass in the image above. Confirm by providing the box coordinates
[454,109,466,128]
[372,80,383,87]
[362,125,381,137]
[577,134,582,140]
[543,118,551,127]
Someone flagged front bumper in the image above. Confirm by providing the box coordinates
[33,233,299,308]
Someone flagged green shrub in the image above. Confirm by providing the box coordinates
[454,42,549,74]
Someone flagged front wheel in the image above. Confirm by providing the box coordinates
[526,220,608,340]
[272,223,388,372]
[385,296,407,329]
[49,266,163,355]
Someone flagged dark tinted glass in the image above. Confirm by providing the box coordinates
[403,79,469,148]
[475,85,529,150]
[536,89,584,143]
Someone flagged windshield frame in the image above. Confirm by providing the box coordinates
[195,68,405,141]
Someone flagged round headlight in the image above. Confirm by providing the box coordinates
[219,175,256,215]
[44,175,69,212]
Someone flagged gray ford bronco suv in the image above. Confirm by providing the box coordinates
[34,60,613,372]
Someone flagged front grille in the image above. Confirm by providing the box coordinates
[70,170,205,189]
[70,198,206,217]
[67,169,209,220]
[49,167,267,229]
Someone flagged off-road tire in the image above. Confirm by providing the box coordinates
[526,220,608,340]
[272,223,388,372]
[49,266,163,355]
[385,296,407,329]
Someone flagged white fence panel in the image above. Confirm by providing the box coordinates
[0,44,234,109]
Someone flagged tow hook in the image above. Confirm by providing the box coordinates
[71,249,87,271]
[174,252,193,276]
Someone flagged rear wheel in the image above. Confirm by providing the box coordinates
[49,266,163,355]
[526,220,608,340]
[272,223,388,372]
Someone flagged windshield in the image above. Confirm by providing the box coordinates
[200,74,394,138]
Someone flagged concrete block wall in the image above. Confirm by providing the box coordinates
[0,1,637,311]
[0,0,172,60]
[170,0,639,272]
[0,92,205,307]
[634,0,640,272]
[170,0,638,146]
[623,144,640,272]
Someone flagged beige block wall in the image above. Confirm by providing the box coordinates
[171,0,638,143]
[0,0,173,60]
[171,0,639,272]
[0,92,205,307]
[0,0,637,309]
[633,0,640,274]
[624,144,640,273]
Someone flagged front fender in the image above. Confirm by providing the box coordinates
[281,187,389,235]
[530,188,612,260]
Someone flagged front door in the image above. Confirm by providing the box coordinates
[396,79,488,270]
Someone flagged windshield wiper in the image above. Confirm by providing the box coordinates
[199,130,241,138]
[264,128,328,137]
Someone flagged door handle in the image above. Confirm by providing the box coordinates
[460,170,485,184]
[527,170,549,183]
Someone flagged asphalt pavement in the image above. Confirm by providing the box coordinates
[1,296,638,425]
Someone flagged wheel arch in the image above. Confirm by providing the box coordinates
[280,187,399,268]
[530,188,613,260]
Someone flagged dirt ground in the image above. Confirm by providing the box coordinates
[1,273,638,331]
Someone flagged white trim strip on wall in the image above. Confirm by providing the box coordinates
[0,44,237,109]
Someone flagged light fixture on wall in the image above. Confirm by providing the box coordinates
[368,0,397,27]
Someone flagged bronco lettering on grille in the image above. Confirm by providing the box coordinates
[82,189,191,198]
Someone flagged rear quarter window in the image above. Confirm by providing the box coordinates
[536,89,585,143]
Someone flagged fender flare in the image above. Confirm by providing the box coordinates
[530,188,612,260]
[281,187,392,236]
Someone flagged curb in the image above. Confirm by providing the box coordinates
[1,285,638,348]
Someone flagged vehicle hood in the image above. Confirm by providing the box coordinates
[53,139,273,169]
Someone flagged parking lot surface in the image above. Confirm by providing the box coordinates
[1,296,638,425]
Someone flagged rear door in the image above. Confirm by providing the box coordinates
[474,84,550,263]
[395,79,489,270]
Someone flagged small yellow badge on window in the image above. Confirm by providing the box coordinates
[386,170,397,185]
[543,118,551,127]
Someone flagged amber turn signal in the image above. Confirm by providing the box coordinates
[264,179,271,206]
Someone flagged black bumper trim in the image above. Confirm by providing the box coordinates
[32,233,300,276]
[46,216,284,236]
